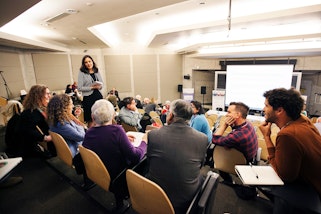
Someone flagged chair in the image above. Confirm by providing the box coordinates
[126,169,175,214]
[49,131,73,167]
[79,145,128,209]
[78,145,111,191]
[258,138,269,161]
[206,114,218,129]
[186,171,220,214]
[149,111,159,118]
[145,125,160,131]
[127,169,220,214]
[137,108,145,115]
[152,117,163,127]
[311,117,318,123]
[213,145,247,175]
[121,121,138,132]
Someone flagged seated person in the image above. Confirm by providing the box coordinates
[160,100,170,124]
[146,99,208,213]
[65,84,73,94]
[259,88,321,213]
[142,97,150,109]
[47,94,86,157]
[135,94,143,109]
[190,100,212,143]
[71,81,78,91]
[106,94,118,111]
[211,102,258,182]
[82,99,147,209]
[118,97,142,131]
[144,97,161,114]
[18,84,55,158]
[107,87,120,102]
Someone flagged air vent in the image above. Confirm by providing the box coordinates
[44,9,78,23]
[44,12,70,23]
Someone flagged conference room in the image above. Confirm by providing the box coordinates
[0,0,321,213]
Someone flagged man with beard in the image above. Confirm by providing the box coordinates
[259,88,321,214]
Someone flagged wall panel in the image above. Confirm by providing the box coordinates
[32,54,70,91]
[133,55,157,100]
[0,52,24,98]
[159,54,182,103]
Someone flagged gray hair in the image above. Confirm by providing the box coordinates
[170,99,193,120]
[91,99,115,125]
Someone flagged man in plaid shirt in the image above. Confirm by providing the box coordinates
[212,102,258,183]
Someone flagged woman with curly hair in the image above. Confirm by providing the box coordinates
[18,84,54,157]
[47,94,86,157]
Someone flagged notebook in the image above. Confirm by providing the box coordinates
[126,131,145,147]
[91,81,103,87]
[0,157,23,180]
[235,165,284,185]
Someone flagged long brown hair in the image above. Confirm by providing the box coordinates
[22,84,48,111]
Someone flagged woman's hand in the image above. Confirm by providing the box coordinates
[127,134,135,142]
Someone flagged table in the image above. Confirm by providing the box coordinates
[0,157,23,182]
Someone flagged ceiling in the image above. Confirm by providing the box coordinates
[0,0,321,58]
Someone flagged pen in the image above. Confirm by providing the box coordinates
[249,162,259,179]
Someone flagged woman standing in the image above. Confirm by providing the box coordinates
[190,100,212,143]
[47,94,86,157]
[78,55,104,128]
[19,84,54,157]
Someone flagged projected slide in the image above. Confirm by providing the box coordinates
[225,65,293,110]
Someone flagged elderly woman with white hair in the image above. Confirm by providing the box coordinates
[82,99,147,209]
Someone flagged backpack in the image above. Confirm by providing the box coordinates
[5,103,23,157]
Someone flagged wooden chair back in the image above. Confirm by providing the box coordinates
[126,169,175,214]
[145,125,160,131]
[149,111,159,118]
[213,145,247,175]
[258,138,269,161]
[121,121,138,132]
[152,117,163,127]
[206,114,218,129]
[137,108,145,115]
[49,131,73,167]
[78,145,111,191]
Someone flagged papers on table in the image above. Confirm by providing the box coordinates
[127,131,145,147]
[0,157,23,181]
[235,165,284,185]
